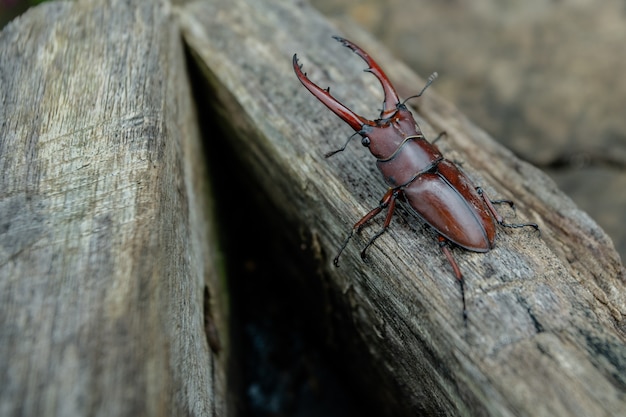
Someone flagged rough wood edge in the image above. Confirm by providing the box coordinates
[0,1,229,415]
[178,0,626,416]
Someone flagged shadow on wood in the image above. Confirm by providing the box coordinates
[177,0,626,416]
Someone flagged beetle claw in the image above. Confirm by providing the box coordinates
[293,52,371,131]
[332,36,401,119]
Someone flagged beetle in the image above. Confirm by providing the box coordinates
[292,37,538,319]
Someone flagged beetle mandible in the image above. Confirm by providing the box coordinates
[292,37,538,319]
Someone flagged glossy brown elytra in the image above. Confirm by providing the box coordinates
[293,37,538,319]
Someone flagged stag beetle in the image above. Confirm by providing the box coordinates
[292,37,538,319]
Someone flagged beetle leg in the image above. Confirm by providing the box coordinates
[360,189,399,261]
[489,198,515,209]
[431,131,447,145]
[333,188,398,266]
[477,187,540,232]
[332,36,401,119]
[438,236,468,321]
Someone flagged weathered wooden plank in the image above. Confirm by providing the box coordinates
[0,1,228,416]
[178,0,626,416]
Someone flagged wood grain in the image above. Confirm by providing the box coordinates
[0,1,228,416]
[178,0,626,416]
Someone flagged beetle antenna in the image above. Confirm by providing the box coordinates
[325,132,360,158]
[401,72,438,105]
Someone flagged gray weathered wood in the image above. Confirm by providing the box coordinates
[178,0,626,416]
[0,1,228,416]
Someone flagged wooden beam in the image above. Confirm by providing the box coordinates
[178,0,626,416]
[0,0,228,415]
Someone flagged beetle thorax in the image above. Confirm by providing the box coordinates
[365,107,422,160]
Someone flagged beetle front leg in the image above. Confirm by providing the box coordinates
[333,188,399,266]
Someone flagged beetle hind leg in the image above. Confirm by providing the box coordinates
[477,187,540,232]
[438,236,468,322]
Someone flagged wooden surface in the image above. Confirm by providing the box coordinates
[312,0,626,263]
[178,0,626,416]
[0,1,228,416]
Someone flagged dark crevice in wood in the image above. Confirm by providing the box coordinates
[185,43,378,416]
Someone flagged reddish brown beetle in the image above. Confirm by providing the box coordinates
[293,37,538,318]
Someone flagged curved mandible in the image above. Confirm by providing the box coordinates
[332,36,401,119]
[293,54,372,132]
